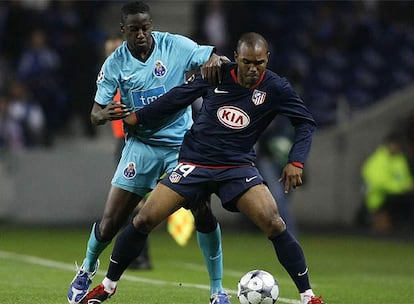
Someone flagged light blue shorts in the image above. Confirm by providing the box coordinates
[111,137,180,197]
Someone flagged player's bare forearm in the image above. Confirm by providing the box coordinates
[90,111,107,125]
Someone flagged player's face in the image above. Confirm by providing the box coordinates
[122,12,153,54]
[234,43,269,88]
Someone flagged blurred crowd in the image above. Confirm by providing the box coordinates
[193,1,414,126]
[1,1,414,153]
[0,0,107,150]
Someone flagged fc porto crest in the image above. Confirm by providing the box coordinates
[251,89,267,106]
[123,162,137,179]
[153,60,167,78]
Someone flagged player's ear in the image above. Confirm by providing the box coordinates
[234,51,238,61]
[120,23,125,33]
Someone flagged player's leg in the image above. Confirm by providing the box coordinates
[81,183,187,303]
[127,199,152,270]
[257,158,297,236]
[68,137,151,303]
[67,186,140,304]
[90,186,141,266]
[192,198,230,304]
[235,184,323,304]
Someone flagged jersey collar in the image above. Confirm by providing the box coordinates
[230,67,266,89]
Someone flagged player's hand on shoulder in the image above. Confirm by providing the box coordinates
[201,53,230,85]
[278,163,303,194]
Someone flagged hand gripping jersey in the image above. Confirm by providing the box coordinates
[94,31,214,146]
[137,63,317,166]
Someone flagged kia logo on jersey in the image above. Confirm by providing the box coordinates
[217,106,250,129]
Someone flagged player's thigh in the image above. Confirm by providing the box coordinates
[98,186,142,238]
[236,184,284,236]
[112,138,178,197]
[135,183,186,231]
[103,185,142,219]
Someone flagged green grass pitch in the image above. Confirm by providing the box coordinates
[0,224,413,304]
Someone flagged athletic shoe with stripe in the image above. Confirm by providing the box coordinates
[80,284,116,304]
[303,295,325,304]
[210,291,232,304]
[67,260,100,304]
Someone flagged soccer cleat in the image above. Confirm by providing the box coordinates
[67,260,100,304]
[80,284,116,304]
[303,295,325,304]
[210,291,232,304]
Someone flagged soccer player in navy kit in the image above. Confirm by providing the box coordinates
[83,32,325,304]
[67,2,231,304]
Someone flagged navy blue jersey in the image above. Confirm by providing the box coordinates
[136,63,316,166]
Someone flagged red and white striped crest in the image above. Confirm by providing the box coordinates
[251,89,267,105]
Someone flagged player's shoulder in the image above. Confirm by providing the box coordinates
[106,41,127,63]
[220,62,237,79]
[263,69,293,93]
[223,62,237,71]
[264,69,285,83]
[152,31,192,44]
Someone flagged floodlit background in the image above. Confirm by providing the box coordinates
[0,0,414,235]
[1,2,414,303]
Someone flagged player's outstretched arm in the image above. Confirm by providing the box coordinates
[124,73,208,126]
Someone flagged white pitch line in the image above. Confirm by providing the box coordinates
[179,262,294,284]
[0,250,300,304]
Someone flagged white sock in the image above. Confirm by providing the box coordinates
[102,277,117,294]
[300,289,315,304]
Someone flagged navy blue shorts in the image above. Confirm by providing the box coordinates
[160,162,264,212]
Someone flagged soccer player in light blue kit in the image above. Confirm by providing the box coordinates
[67,2,230,304]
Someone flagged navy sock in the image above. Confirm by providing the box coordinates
[269,230,311,293]
[107,223,148,281]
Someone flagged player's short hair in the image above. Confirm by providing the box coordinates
[120,1,150,23]
[236,32,269,53]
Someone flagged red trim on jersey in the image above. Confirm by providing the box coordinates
[231,68,238,83]
[290,162,304,169]
[251,70,266,89]
[180,161,251,169]
[230,68,266,89]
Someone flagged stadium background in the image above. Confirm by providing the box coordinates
[1,0,414,232]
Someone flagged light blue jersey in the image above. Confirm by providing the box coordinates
[94,31,213,196]
[95,31,214,146]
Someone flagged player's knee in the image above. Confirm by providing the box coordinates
[97,219,118,242]
[132,213,156,233]
[266,215,286,237]
[192,203,218,233]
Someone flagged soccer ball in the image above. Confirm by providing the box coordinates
[237,269,279,304]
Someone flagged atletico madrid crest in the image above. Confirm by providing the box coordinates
[252,89,266,105]
[169,172,182,183]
